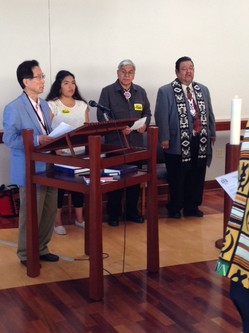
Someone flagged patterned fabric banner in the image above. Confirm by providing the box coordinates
[216,120,249,288]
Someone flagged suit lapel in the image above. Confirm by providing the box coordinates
[40,99,52,133]
[21,92,45,134]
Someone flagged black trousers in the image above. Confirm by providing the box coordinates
[57,189,84,209]
[106,160,142,220]
[230,280,249,333]
[107,184,140,220]
[165,136,207,213]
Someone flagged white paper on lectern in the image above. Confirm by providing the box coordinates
[130,117,147,130]
[215,170,238,200]
[49,122,76,138]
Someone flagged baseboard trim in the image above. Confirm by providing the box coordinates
[157,179,220,198]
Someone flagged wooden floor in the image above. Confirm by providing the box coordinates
[0,189,242,332]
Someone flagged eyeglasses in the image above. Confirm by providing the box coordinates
[27,74,46,80]
[119,70,135,76]
[179,67,194,72]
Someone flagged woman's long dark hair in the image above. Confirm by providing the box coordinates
[46,70,87,103]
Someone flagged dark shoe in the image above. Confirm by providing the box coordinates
[183,209,204,217]
[108,218,119,227]
[21,260,41,268]
[126,214,144,223]
[21,260,27,267]
[40,253,59,262]
[168,211,181,219]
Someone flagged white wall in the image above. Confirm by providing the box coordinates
[1,0,248,184]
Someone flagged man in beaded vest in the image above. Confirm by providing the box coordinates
[155,56,216,219]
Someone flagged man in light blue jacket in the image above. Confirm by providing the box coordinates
[3,60,59,266]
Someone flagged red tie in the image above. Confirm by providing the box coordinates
[186,87,201,133]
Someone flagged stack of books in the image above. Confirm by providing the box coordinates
[82,165,138,185]
[82,176,118,185]
[53,164,90,175]
[102,164,138,176]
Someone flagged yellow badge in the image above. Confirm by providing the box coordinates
[134,104,143,111]
[62,109,70,114]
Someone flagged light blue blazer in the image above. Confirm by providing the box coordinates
[3,92,52,186]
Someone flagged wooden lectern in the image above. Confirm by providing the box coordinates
[22,119,159,301]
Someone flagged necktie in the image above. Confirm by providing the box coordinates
[186,87,201,133]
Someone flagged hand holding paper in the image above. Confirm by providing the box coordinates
[130,117,146,131]
[49,122,76,138]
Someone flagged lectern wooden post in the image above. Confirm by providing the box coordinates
[23,129,40,277]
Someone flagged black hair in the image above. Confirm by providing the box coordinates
[46,70,87,103]
[175,56,193,71]
[16,59,39,89]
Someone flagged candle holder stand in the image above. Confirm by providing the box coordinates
[215,143,240,249]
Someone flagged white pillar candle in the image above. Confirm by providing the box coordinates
[230,96,242,145]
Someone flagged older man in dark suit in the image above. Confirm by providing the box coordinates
[97,59,151,226]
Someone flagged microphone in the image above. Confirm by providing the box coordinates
[89,100,111,113]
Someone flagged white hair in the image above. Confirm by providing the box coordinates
[117,59,136,70]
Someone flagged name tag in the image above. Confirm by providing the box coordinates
[62,109,71,114]
[134,103,143,111]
